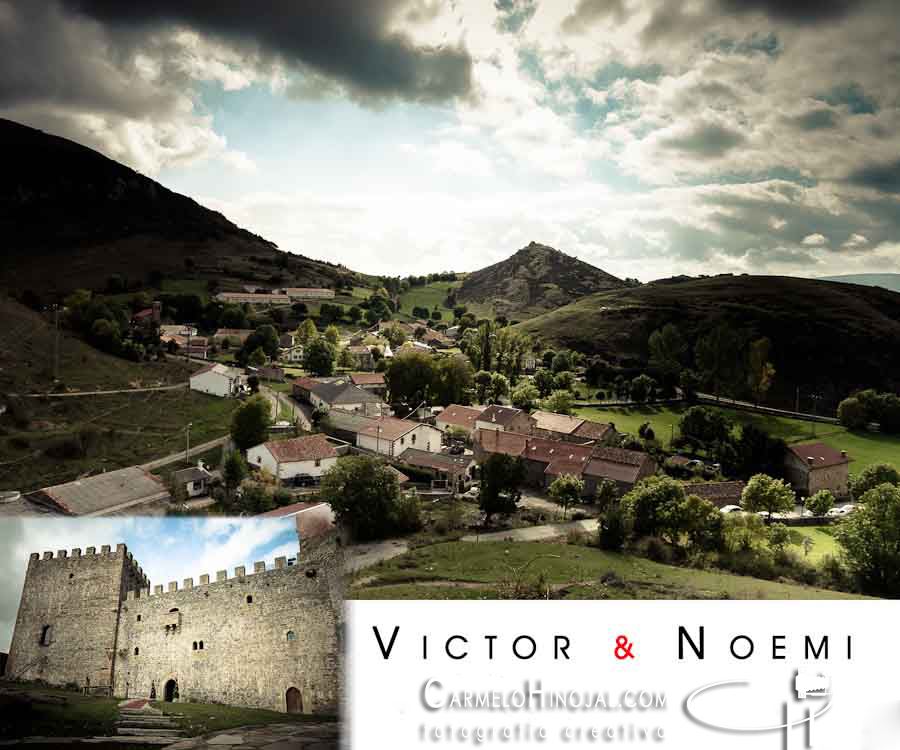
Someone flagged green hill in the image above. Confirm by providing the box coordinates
[0,118,360,296]
[456,241,625,318]
[514,274,900,400]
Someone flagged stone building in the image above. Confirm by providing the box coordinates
[6,538,341,715]
[784,442,851,498]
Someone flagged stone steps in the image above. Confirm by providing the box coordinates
[117,727,185,737]
[116,718,180,728]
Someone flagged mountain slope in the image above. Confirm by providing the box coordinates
[456,242,625,317]
[0,118,352,295]
[514,274,900,400]
[819,273,900,294]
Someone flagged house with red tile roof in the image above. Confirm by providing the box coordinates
[435,404,485,436]
[784,442,851,498]
[247,434,339,483]
[475,404,533,434]
[682,481,747,508]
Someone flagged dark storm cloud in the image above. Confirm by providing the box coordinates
[714,0,869,24]
[494,0,538,34]
[847,159,900,194]
[59,0,473,103]
[790,108,840,131]
[660,123,746,159]
[561,0,628,34]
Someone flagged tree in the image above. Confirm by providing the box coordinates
[740,473,795,519]
[243,324,280,360]
[682,494,724,551]
[723,424,787,480]
[837,396,867,430]
[489,372,509,403]
[511,382,540,411]
[433,355,474,406]
[695,323,745,397]
[629,374,656,403]
[593,478,618,510]
[679,406,732,448]
[230,395,272,451]
[474,370,493,403]
[324,324,340,345]
[479,454,526,523]
[248,346,267,367]
[348,306,362,324]
[648,324,687,379]
[851,463,900,499]
[385,350,436,406]
[836,482,900,595]
[541,389,574,415]
[551,350,573,374]
[383,324,407,348]
[338,346,355,369]
[296,318,318,346]
[620,476,690,544]
[597,506,628,551]
[239,483,275,514]
[533,368,555,397]
[553,370,575,392]
[223,450,248,499]
[89,318,122,354]
[303,336,337,376]
[319,455,406,541]
[767,522,791,554]
[746,337,775,404]
[679,369,701,403]
[806,489,835,517]
[548,474,584,519]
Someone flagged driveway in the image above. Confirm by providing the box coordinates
[140,435,231,471]
[345,539,410,573]
[461,519,598,543]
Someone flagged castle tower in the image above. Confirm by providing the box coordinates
[6,544,149,690]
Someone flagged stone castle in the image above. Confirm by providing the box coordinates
[6,538,341,714]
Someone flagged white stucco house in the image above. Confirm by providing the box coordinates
[189,363,245,398]
[246,434,339,483]
[355,416,443,458]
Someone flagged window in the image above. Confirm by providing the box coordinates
[246,595,253,604]
[314,458,321,468]
[412,433,417,445]
[68,573,74,579]
[137,615,141,622]
[193,642,197,650]
[199,641,204,650]
[39,625,52,646]
[134,647,139,656]
[400,437,405,445]
[169,608,179,613]
[286,630,296,641]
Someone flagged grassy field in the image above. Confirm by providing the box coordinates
[350,541,865,600]
[397,280,459,319]
[0,389,239,491]
[0,683,334,740]
[575,403,900,470]
[157,700,336,735]
[0,685,120,739]
[789,526,841,563]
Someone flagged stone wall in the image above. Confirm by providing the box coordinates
[6,544,148,689]
[113,555,340,714]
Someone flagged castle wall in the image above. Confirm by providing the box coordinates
[113,556,340,714]
[6,544,147,689]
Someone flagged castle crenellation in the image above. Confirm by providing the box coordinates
[8,536,341,715]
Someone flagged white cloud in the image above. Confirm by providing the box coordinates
[801,233,828,246]
[842,233,868,248]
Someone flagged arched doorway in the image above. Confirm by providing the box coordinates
[164,679,178,702]
[285,687,303,714]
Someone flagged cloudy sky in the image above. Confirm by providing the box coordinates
[0,516,298,651]
[1,0,898,281]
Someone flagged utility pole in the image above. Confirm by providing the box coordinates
[186,422,192,466]
[186,324,192,364]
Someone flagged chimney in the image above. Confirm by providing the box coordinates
[807,457,815,466]
[840,450,847,459]
[152,300,162,323]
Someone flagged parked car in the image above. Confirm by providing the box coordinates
[719,504,743,514]
[289,474,316,488]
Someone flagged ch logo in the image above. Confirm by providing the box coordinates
[685,669,833,748]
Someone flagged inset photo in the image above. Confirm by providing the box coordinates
[0,517,343,749]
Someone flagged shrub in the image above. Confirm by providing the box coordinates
[392,491,424,535]
[634,535,675,564]
[9,436,30,450]
[596,507,628,551]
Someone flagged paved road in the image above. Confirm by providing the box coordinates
[345,539,410,573]
[16,383,187,398]
[140,435,231,471]
[461,519,598,543]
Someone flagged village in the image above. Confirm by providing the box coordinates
[4,276,897,605]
